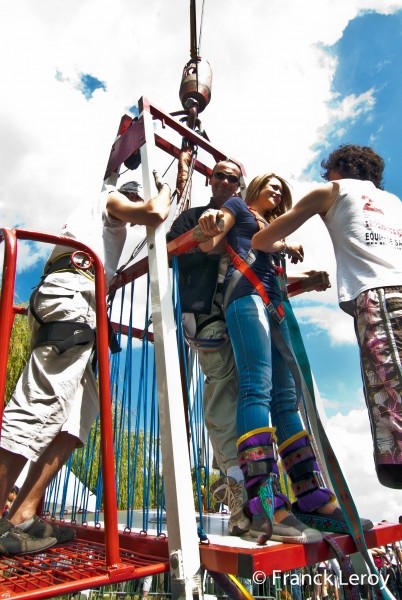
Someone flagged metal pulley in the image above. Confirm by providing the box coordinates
[179,57,212,114]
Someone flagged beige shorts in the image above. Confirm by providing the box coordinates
[1,280,98,462]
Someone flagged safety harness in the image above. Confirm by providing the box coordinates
[223,224,303,410]
[223,242,285,323]
[43,252,95,280]
[183,292,229,352]
[30,252,97,355]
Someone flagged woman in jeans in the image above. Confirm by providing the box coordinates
[198,173,371,544]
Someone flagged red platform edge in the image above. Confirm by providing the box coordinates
[0,519,401,599]
[200,522,402,577]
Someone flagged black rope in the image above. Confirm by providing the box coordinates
[198,0,206,55]
[190,0,198,59]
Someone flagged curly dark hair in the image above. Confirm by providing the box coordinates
[321,144,384,189]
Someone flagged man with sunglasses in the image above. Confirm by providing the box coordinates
[0,174,171,556]
[167,160,251,536]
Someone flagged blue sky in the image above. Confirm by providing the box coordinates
[309,10,402,196]
[1,1,402,522]
[295,9,402,419]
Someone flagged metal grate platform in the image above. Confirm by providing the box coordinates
[0,528,170,600]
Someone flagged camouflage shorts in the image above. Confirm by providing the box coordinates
[354,286,402,487]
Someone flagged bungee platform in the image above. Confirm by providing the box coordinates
[2,94,402,600]
[0,534,168,600]
[0,515,401,599]
[200,518,402,576]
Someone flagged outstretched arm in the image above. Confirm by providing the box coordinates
[252,182,336,252]
[106,171,171,227]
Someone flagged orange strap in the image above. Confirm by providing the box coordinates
[225,241,285,324]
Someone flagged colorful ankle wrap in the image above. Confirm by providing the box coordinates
[237,428,291,518]
[279,431,335,512]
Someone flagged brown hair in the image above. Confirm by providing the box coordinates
[245,173,292,223]
[321,144,384,189]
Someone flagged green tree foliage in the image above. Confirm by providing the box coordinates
[3,310,162,513]
[71,416,159,511]
[5,311,30,404]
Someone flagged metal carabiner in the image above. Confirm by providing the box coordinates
[71,250,94,271]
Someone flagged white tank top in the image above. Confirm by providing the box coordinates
[47,188,127,289]
[322,179,402,315]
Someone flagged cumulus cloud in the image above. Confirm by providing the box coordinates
[327,409,401,523]
[2,0,402,240]
[294,304,356,345]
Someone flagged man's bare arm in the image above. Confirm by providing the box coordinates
[107,172,171,226]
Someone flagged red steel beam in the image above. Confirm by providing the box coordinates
[108,225,211,293]
[0,229,121,569]
[200,522,402,577]
[104,96,246,180]
[0,229,18,425]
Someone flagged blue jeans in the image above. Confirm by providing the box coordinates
[225,294,303,445]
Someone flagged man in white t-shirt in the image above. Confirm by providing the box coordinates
[0,173,170,555]
[252,144,402,490]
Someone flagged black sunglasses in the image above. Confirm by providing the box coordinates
[212,171,240,184]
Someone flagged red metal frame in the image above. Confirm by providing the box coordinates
[108,223,213,292]
[1,229,117,566]
[0,229,19,424]
[0,529,169,599]
[1,520,401,599]
[104,96,246,181]
[200,523,402,577]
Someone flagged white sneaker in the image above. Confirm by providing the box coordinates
[210,476,250,536]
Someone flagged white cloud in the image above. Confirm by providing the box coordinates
[326,409,401,523]
[294,304,356,345]
[2,0,402,240]
[323,90,377,145]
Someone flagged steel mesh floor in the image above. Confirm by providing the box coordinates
[0,537,169,599]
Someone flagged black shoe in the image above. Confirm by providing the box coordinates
[22,516,76,544]
[249,511,322,545]
[0,519,57,556]
[377,465,402,489]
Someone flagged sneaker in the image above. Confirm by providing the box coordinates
[248,512,322,545]
[21,516,76,544]
[0,519,57,556]
[270,513,323,544]
[210,476,250,536]
[247,514,273,545]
